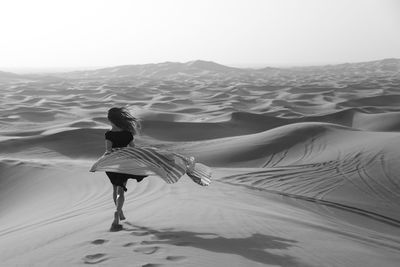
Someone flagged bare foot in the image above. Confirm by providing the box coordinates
[118,210,126,221]
[110,223,123,232]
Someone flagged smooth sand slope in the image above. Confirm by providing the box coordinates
[1,59,400,266]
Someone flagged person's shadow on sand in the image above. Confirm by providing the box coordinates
[122,222,307,267]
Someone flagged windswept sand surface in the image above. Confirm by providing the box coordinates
[1,59,400,266]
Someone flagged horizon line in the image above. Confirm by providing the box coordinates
[1,57,398,74]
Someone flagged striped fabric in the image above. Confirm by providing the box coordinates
[90,146,212,186]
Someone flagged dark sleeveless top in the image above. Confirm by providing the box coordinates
[105,130,133,148]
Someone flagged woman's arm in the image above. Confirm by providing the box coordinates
[127,135,136,148]
[104,140,113,155]
[128,140,135,148]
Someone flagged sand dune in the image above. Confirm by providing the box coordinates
[1,59,400,266]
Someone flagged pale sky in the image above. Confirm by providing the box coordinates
[0,0,399,70]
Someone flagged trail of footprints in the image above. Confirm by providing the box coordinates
[83,253,109,264]
[83,224,187,266]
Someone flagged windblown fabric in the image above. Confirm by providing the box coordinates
[90,146,212,186]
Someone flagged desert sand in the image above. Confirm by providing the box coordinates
[1,59,400,266]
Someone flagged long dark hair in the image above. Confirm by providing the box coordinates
[107,107,141,135]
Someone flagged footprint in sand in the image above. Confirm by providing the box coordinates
[166,256,186,262]
[83,253,109,264]
[140,240,153,245]
[91,239,108,245]
[123,242,137,247]
[134,246,160,254]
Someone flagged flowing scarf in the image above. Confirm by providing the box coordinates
[89,146,212,186]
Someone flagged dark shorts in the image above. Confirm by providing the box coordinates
[106,172,147,191]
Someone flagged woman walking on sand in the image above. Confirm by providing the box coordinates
[91,107,211,230]
[103,107,146,227]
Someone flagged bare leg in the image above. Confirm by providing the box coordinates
[112,210,119,225]
[112,185,124,225]
[111,185,120,225]
[118,211,126,221]
[116,184,126,221]
[112,185,117,206]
